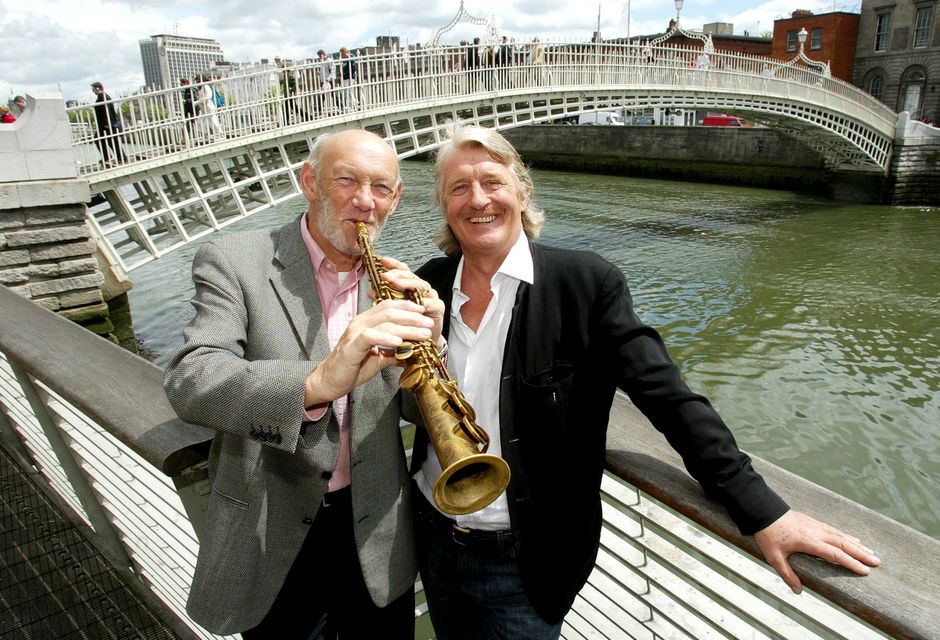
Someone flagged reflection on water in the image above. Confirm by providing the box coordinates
[129,161,940,540]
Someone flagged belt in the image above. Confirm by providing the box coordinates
[419,493,515,551]
[450,525,515,550]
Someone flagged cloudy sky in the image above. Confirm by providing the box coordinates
[2,0,858,102]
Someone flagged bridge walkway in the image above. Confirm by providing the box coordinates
[0,445,180,640]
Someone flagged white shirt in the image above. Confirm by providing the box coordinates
[416,231,534,530]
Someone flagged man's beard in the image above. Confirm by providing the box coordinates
[314,197,383,259]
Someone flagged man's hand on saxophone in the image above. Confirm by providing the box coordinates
[302,256,445,409]
[373,255,446,350]
[303,298,433,408]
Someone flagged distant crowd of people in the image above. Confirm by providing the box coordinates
[7,40,545,170]
[62,38,936,171]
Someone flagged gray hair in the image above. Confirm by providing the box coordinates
[433,123,544,256]
[306,132,333,173]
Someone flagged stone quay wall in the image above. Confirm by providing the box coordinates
[0,94,118,339]
[886,114,940,206]
[502,124,925,204]
[0,197,110,333]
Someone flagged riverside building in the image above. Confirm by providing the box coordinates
[854,0,938,122]
[139,34,227,90]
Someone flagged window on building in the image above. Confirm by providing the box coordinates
[810,27,823,50]
[864,69,886,102]
[914,6,934,48]
[900,66,927,118]
[875,12,892,51]
[787,30,799,52]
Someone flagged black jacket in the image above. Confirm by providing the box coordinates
[93,93,120,133]
[413,240,788,623]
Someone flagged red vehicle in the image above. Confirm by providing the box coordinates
[702,114,747,127]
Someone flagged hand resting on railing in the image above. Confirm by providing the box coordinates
[755,509,881,594]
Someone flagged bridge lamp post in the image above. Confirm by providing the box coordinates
[782,26,831,78]
[649,0,714,54]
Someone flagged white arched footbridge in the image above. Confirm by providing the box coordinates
[69,40,899,274]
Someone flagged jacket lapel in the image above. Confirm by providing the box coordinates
[270,216,330,362]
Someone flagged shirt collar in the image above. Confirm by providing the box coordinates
[453,230,534,295]
[498,230,535,284]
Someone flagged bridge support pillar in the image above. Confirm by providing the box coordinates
[0,94,133,347]
[886,112,940,205]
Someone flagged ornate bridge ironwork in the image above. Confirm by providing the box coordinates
[68,40,898,274]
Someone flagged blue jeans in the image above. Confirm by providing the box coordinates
[416,495,562,640]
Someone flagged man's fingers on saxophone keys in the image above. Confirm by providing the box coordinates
[379,255,410,272]
[381,267,436,298]
[368,298,426,316]
[360,300,433,340]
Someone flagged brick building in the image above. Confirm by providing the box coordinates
[772,10,860,82]
[853,0,938,123]
[624,20,772,56]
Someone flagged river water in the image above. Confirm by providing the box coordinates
[127,160,940,540]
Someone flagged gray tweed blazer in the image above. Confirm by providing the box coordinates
[163,215,416,635]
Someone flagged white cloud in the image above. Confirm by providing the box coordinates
[1,0,860,103]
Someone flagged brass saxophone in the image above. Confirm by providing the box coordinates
[356,222,510,515]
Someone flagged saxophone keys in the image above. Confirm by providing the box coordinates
[395,343,415,359]
[400,366,424,390]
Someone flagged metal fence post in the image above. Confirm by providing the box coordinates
[7,358,135,571]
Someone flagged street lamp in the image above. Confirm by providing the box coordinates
[781,25,831,78]
[649,0,713,53]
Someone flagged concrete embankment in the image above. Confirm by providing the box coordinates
[502,125,884,202]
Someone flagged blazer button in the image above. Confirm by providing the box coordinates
[250,428,260,439]
[273,434,282,445]
[321,471,332,480]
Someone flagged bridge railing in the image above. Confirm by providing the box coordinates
[67,39,897,178]
[2,283,937,639]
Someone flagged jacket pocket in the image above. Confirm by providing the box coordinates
[519,361,575,439]
[211,488,249,510]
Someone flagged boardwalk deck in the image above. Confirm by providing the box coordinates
[0,446,181,640]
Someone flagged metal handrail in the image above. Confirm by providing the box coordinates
[67,39,897,179]
[2,284,937,639]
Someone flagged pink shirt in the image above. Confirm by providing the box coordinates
[300,215,364,491]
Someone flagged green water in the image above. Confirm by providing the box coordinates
[128,161,940,540]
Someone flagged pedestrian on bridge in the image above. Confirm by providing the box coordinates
[410,124,882,640]
[194,75,223,143]
[315,49,334,116]
[277,58,308,124]
[496,36,513,89]
[338,47,359,112]
[179,79,196,141]
[90,81,127,167]
[526,38,545,84]
[164,129,443,639]
[466,37,482,90]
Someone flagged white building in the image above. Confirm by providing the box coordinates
[139,34,226,90]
